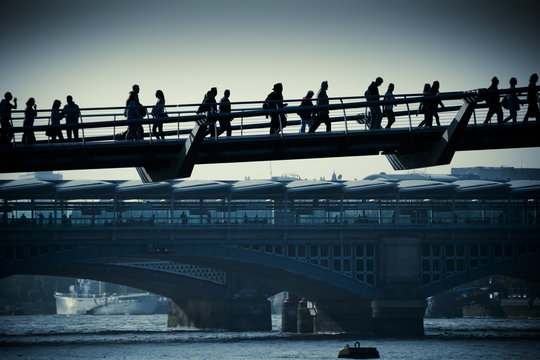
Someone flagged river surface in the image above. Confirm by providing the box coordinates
[1,315,539,359]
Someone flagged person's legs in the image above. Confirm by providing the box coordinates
[300,118,307,133]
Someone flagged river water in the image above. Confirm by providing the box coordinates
[1,315,539,359]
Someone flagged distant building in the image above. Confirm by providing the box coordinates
[451,167,540,181]
[18,171,63,181]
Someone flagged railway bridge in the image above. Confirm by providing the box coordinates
[1,174,539,336]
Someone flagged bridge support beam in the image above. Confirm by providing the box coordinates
[313,299,372,334]
[371,299,427,337]
[168,295,271,331]
[137,116,210,182]
[385,96,477,170]
[281,293,300,332]
[297,298,314,333]
[372,236,427,337]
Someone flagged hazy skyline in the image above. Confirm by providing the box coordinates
[1,0,539,181]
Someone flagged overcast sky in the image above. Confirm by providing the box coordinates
[1,0,539,181]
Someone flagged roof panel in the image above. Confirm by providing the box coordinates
[56,180,117,199]
[344,180,397,198]
[0,179,56,199]
[397,180,457,198]
[508,180,540,198]
[231,180,285,199]
[172,180,231,199]
[286,180,344,198]
[117,180,172,199]
[453,180,510,198]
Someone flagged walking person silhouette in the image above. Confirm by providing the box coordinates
[151,90,166,139]
[523,73,539,123]
[264,83,287,134]
[63,95,81,141]
[298,90,315,133]
[23,98,37,144]
[48,100,65,142]
[417,83,432,127]
[0,92,17,145]
[218,89,233,137]
[383,83,396,129]
[309,81,330,133]
[503,77,520,123]
[365,77,383,129]
[483,76,503,124]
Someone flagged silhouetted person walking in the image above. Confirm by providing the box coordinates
[523,73,539,123]
[298,90,315,133]
[48,100,64,142]
[151,90,166,139]
[383,83,396,129]
[129,84,146,137]
[218,89,232,137]
[484,76,503,124]
[63,95,80,141]
[23,98,37,144]
[428,81,444,126]
[417,83,432,127]
[0,92,17,145]
[197,87,218,138]
[366,77,383,129]
[309,81,330,133]
[125,91,144,140]
[503,77,520,123]
[264,83,287,134]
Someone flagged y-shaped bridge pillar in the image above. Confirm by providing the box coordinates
[137,114,215,182]
[386,91,479,170]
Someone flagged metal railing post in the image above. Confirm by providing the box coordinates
[147,113,152,144]
[473,108,477,126]
[79,114,85,146]
[241,110,244,138]
[340,99,349,135]
[47,116,51,144]
[113,115,116,142]
[177,112,180,140]
[278,109,283,139]
[405,95,412,131]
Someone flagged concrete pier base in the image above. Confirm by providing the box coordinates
[313,299,372,333]
[297,298,314,333]
[168,296,271,331]
[371,299,427,337]
[282,293,300,332]
[168,297,223,329]
[223,297,272,331]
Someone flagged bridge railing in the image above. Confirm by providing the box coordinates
[2,87,534,146]
[2,213,537,228]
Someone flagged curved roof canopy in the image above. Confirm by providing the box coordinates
[286,180,344,199]
[55,180,117,199]
[453,180,510,199]
[117,180,172,199]
[231,180,285,199]
[0,179,56,199]
[0,176,538,201]
[172,180,231,199]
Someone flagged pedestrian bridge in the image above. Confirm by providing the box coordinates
[1,173,539,335]
[1,87,539,180]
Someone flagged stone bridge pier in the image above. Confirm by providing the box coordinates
[282,236,426,337]
[168,273,272,331]
[371,236,426,336]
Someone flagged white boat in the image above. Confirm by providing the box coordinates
[54,279,167,315]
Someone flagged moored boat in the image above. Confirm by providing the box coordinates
[338,341,380,359]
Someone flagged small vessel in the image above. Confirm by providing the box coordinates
[54,279,167,315]
[338,341,380,359]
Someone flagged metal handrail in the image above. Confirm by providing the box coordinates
[1,87,535,145]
